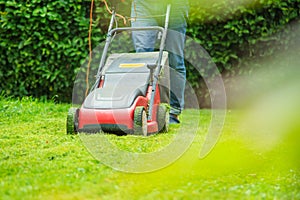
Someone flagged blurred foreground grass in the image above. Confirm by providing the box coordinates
[0,97,299,199]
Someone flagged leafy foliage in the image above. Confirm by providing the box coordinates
[188,0,300,70]
[0,0,100,101]
[186,0,300,107]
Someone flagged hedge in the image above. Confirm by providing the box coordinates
[186,0,300,107]
[0,0,299,106]
[0,0,99,101]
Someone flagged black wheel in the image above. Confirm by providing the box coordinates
[157,103,169,133]
[133,106,147,136]
[66,107,78,135]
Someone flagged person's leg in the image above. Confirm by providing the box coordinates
[131,0,159,52]
[131,0,189,123]
[166,29,186,120]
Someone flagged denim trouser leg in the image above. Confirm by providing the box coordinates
[131,1,159,52]
[165,29,186,115]
[131,1,188,115]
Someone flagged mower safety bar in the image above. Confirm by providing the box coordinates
[108,26,165,37]
[94,26,166,89]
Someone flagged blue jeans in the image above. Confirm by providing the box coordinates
[131,0,188,115]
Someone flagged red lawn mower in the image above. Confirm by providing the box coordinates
[66,5,171,136]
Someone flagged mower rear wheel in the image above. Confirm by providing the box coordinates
[133,106,147,136]
[157,104,169,133]
[66,107,79,135]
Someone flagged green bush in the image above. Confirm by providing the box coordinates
[186,0,300,107]
[0,0,101,101]
[0,0,299,106]
[188,0,300,72]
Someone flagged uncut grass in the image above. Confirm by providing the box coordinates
[0,98,299,199]
[105,109,205,153]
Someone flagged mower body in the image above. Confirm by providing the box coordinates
[77,52,169,135]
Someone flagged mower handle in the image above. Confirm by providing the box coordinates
[95,26,165,81]
[94,5,170,90]
[108,26,165,37]
[93,5,171,121]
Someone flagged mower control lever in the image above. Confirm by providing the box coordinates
[147,63,159,70]
[147,63,161,86]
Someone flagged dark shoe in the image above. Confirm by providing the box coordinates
[169,114,180,124]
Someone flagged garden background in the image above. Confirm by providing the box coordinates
[1,0,299,107]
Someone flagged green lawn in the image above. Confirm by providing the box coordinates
[0,97,299,199]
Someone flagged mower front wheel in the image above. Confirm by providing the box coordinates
[66,107,79,135]
[157,104,169,133]
[133,106,148,136]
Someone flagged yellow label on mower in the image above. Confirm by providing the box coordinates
[119,63,145,68]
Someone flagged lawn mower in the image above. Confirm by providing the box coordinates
[66,5,171,136]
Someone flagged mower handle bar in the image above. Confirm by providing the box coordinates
[94,4,170,82]
[107,26,165,37]
[96,25,166,79]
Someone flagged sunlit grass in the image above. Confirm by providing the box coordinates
[0,97,299,199]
